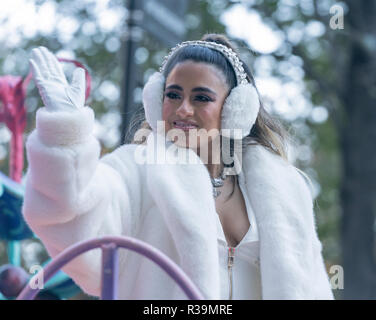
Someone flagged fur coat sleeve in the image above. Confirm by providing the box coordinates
[22,106,143,296]
[242,144,334,299]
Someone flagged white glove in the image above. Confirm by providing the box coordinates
[29,46,85,111]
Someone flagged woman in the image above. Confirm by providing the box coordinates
[22,33,334,300]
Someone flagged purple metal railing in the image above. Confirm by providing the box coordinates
[17,236,204,300]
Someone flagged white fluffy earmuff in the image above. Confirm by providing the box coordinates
[221,83,260,139]
[142,71,260,139]
[142,72,165,133]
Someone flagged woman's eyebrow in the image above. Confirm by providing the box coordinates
[165,84,183,91]
[165,84,217,96]
[192,87,217,96]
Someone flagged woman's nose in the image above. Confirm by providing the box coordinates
[176,99,194,118]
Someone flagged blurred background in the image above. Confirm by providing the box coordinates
[0,0,375,300]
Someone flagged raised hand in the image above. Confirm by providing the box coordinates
[29,46,85,111]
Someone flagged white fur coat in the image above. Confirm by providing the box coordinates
[22,106,334,300]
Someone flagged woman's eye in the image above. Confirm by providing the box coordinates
[195,95,212,102]
[165,92,180,99]
[165,92,212,103]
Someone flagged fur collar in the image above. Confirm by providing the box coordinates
[143,132,325,299]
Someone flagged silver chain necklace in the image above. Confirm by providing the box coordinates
[211,166,228,198]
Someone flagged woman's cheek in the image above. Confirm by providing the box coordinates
[162,103,174,129]
[197,108,218,131]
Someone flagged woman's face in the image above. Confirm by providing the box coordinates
[162,60,230,151]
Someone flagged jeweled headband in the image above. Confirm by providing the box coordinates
[159,40,249,85]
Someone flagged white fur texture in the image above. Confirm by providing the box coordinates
[36,106,95,146]
[221,83,260,139]
[142,72,260,138]
[22,108,334,300]
[142,72,165,132]
[243,145,334,299]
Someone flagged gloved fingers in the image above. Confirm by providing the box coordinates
[29,58,49,106]
[39,47,55,76]
[54,55,68,83]
[40,46,67,84]
[38,47,60,81]
[31,48,50,80]
[70,67,85,91]
[67,67,86,108]
[29,58,43,82]
[39,47,59,78]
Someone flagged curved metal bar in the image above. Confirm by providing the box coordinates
[101,243,118,300]
[17,236,204,300]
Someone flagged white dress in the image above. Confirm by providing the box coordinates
[216,172,262,300]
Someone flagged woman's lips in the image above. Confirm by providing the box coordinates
[172,121,199,131]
